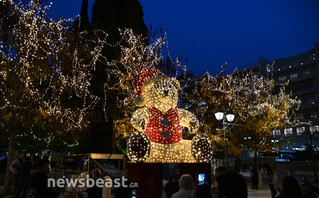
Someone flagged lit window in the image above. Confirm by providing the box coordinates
[290,73,298,80]
[307,98,315,105]
[296,127,305,136]
[278,76,286,82]
[302,70,311,76]
[303,83,313,89]
[310,113,318,119]
[310,126,316,133]
[297,113,304,120]
[273,129,281,136]
[284,128,293,136]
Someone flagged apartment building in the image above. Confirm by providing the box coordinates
[246,43,319,152]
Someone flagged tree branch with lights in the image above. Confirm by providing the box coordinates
[0,0,107,193]
[182,64,303,165]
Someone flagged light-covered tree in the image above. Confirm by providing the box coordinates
[0,0,106,193]
[106,29,186,152]
[183,65,302,166]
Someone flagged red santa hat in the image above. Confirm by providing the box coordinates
[132,66,179,106]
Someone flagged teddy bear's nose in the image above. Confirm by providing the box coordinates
[164,90,169,96]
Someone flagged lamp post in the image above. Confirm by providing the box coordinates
[215,111,235,168]
[302,129,319,183]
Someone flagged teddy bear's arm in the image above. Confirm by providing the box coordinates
[177,108,199,134]
[131,107,150,132]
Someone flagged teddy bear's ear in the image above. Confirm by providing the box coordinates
[134,95,145,107]
[171,78,180,90]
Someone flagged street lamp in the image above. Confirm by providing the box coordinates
[302,128,319,183]
[215,111,235,167]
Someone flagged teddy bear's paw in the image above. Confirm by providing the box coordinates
[127,131,151,162]
[191,134,213,162]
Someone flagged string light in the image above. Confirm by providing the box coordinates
[182,66,304,154]
[0,0,107,135]
[191,134,213,162]
[127,131,151,163]
[103,28,187,123]
[127,66,212,163]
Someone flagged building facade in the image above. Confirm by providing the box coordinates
[245,43,319,152]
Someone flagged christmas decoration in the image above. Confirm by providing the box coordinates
[128,66,213,163]
[0,0,107,193]
[127,131,151,163]
[182,64,304,165]
[104,29,188,153]
[192,134,213,162]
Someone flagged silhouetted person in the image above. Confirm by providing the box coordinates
[250,166,258,189]
[265,163,273,183]
[172,174,194,198]
[277,176,303,198]
[9,153,25,197]
[242,163,247,171]
[300,176,319,198]
[14,156,31,198]
[165,176,179,198]
[258,163,262,171]
[233,156,242,173]
[215,166,228,175]
[86,168,102,198]
[115,180,132,198]
[194,183,211,198]
[31,159,59,198]
[213,171,247,198]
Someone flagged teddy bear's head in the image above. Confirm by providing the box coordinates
[132,66,180,112]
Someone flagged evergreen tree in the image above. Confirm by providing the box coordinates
[92,0,148,41]
[80,0,148,153]
[92,0,148,60]
[73,0,92,32]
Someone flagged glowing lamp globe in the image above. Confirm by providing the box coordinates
[226,113,235,122]
[214,112,224,121]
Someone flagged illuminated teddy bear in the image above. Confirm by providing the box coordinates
[127,66,213,163]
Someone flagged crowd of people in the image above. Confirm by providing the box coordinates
[271,175,319,198]
[164,167,248,198]
[8,153,103,198]
[8,154,319,198]
[164,165,319,198]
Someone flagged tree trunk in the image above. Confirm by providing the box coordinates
[4,129,16,195]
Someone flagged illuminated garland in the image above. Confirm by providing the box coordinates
[103,29,187,122]
[183,66,304,154]
[0,0,107,133]
[128,66,213,163]
[127,131,151,162]
[191,134,213,162]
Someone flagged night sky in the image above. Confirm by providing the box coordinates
[47,0,319,75]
